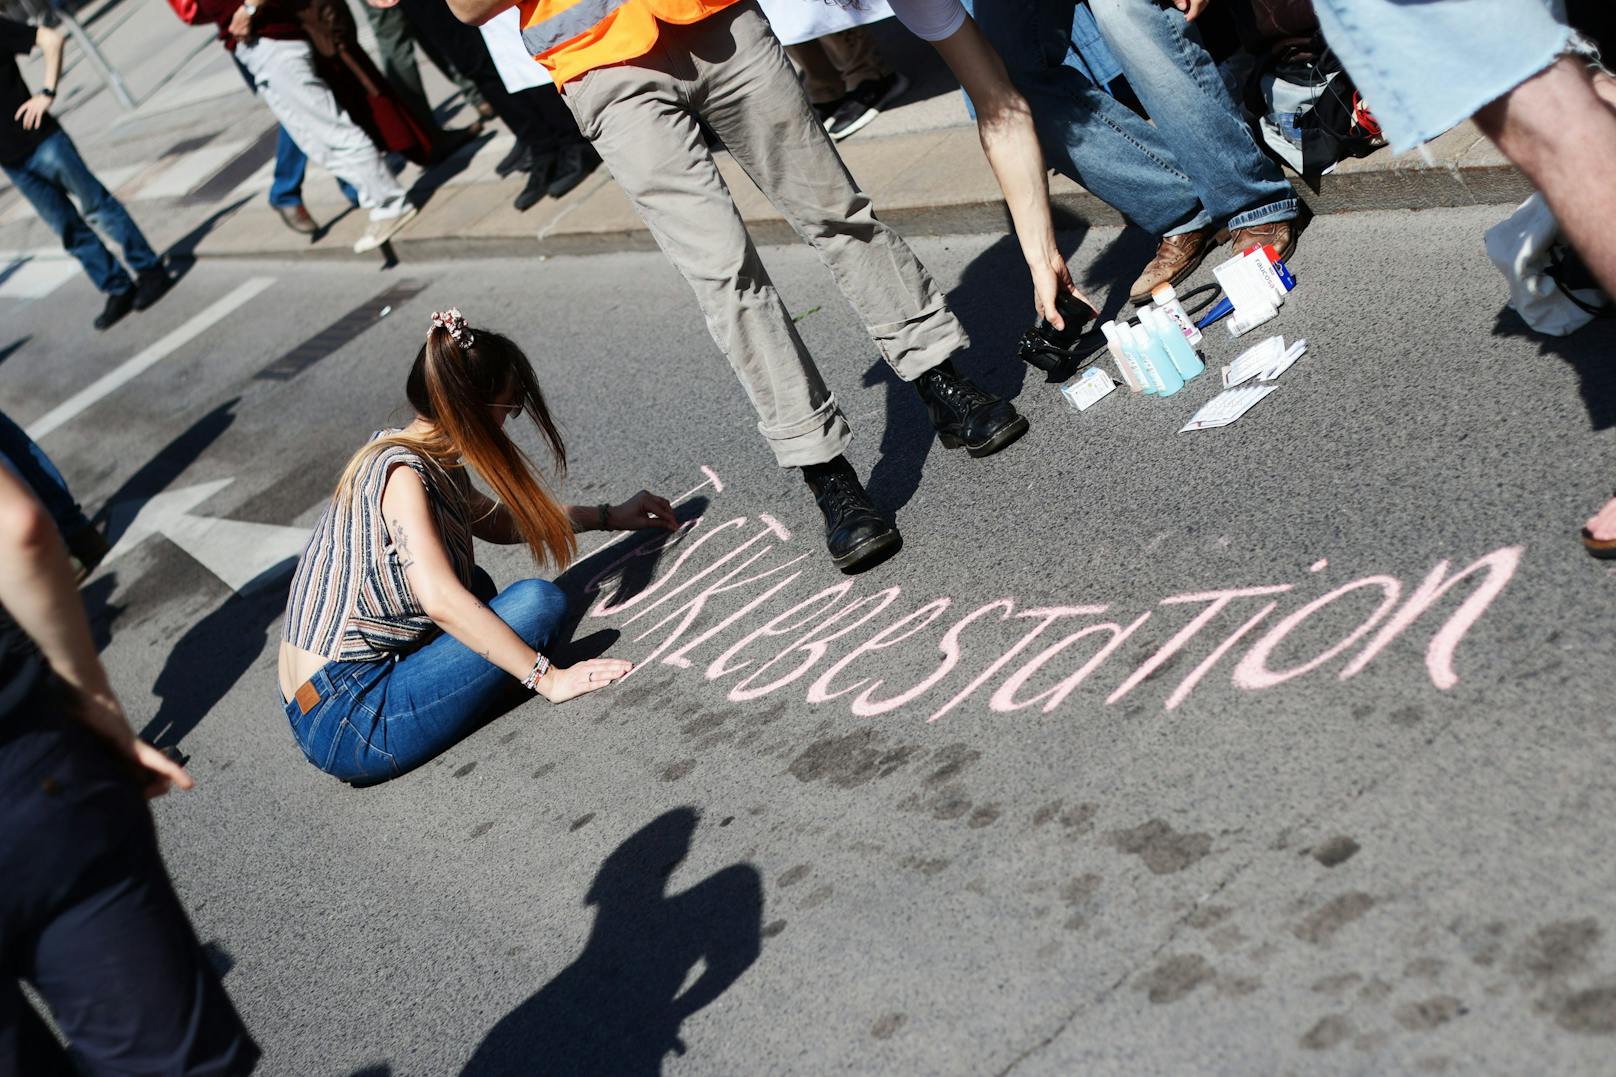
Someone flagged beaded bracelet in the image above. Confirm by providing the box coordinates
[521,651,551,691]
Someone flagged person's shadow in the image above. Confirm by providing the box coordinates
[461,808,763,1076]
[138,561,296,752]
[1492,307,1616,432]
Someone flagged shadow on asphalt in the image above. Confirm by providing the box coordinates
[1492,307,1616,432]
[161,196,252,283]
[0,335,29,368]
[461,808,763,1077]
[550,496,712,647]
[95,398,239,548]
[139,560,294,752]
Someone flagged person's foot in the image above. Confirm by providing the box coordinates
[275,203,319,236]
[546,141,599,199]
[826,72,909,141]
[1128,225,1223,305]
[353,204,419,254]
[914,359,1028,457]
[513,152,557,211]
[1582,494,1616,558]
[131,267,171,311]
[495,140,532,177]
[803,457,901,572]
[94,288,135,331]
[1229,219,1297,262]
[811,98,842,125]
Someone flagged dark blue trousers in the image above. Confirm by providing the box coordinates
[0,687,259,1076]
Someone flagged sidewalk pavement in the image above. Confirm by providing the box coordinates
[0,3,1531,290]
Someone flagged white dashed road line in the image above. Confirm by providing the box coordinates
[26,276,276,440]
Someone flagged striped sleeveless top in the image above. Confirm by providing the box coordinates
[283,436,477,662]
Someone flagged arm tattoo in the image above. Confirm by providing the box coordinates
[391,519,415,570]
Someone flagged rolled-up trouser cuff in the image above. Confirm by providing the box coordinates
[760,392,854,468]
[1227,198,1300,231]
[871,298,970,381]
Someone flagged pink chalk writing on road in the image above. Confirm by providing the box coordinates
[580,466,1524,720]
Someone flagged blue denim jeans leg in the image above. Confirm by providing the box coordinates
[283,576,569,783]
[963,0,1208,237]
[0,129,158,295]
[1087,0,1298,230]
[0,409,91,536]
[270,126,360,210]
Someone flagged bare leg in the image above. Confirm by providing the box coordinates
[1475,56,1616,297]
[1475,57,1616,545]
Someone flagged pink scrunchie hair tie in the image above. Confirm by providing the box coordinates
[430,308,474,348]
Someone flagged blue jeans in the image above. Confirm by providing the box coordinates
[0,409,90,537]
[964,0,1205,236]
[1311,0,1572,153]
[281,575,568,784]
[1,129,158,296]
[1086,0,1297,230]
[269,126,360,210]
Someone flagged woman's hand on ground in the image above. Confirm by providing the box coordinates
[608,490,679,532]
[537,658,634,703]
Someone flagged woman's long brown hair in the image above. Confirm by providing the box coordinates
[334,322,577,569]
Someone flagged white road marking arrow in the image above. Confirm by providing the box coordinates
[102,478,309,594]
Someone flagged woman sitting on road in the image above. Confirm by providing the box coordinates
[276,309,677,783]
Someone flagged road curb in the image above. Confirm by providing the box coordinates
[182,156,1531,265]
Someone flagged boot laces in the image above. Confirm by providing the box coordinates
[926,368,993,416]
[818,470,868,521]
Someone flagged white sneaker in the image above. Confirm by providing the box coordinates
[353,204,419,254]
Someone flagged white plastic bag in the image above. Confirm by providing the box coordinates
[1484,193,1607,337]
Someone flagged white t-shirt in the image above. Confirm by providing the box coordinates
[888,0,967,42]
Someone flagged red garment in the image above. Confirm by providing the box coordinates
[191,0,303,50]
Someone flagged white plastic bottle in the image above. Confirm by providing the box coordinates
[1151,282,1203,347]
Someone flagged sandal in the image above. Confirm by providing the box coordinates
[1581,491,1616,559]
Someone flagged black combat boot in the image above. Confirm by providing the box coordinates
[913,359,1029,457]
[803,457,900,572]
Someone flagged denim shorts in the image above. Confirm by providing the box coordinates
[1311,0,1575,153]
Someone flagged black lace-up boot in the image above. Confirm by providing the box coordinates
[913,359,1029,457]
[802,457,901,572]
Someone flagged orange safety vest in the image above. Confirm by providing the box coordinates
[518,0,742,87]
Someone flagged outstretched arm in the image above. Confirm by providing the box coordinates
[0,467,192,797]
[467,488,679,543]
[930,17,1092,329]
[382,466,630,701]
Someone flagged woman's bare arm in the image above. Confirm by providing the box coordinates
[382,467,630,701]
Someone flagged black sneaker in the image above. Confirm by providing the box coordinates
[495,140,532,177]
[546,141,599,199]
[94,288,135,331]
[804,457,901,572]
[914,359,1029,457]
[811,98,842,125]
[132,268,171,311]
[826,72,909,141]
[513,152,557,212]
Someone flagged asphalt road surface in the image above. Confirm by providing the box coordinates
[3,204,1614,1076]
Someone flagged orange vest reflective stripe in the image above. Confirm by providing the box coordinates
[518,0,742,87]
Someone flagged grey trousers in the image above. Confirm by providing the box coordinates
[563,1,967,467]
